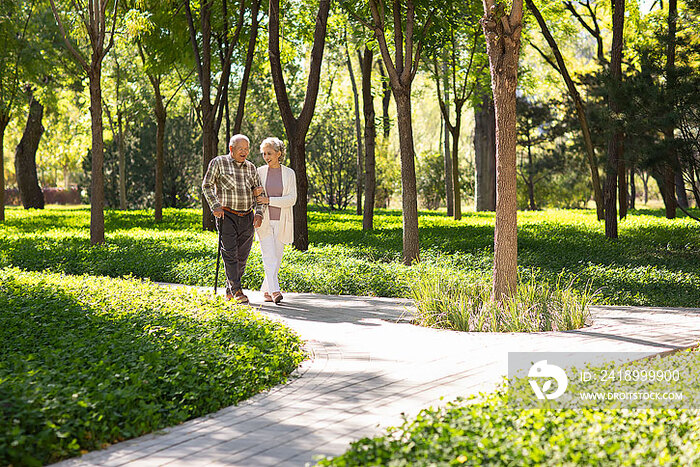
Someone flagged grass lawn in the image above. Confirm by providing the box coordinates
[1,206,698,307]
[0,268,304,465]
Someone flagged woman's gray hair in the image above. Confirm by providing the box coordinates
[260,137,286,158]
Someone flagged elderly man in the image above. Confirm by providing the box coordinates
[202,134,265,304]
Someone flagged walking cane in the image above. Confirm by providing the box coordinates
[214,217,222,296]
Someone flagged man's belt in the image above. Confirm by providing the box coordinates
[222,207,253,217]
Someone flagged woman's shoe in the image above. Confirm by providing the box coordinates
[272,292,283,304]
[263,292,273,302]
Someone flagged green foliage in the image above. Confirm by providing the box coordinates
[318,353,700,466]
[411,270,597,332]
[1,206,699,307]
[0,267,304,466]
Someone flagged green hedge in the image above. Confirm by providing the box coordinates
[1,206,699,306]
[0,268,305,466]
[318,351,700,466]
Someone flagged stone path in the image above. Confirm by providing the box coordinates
[54,290,700,467]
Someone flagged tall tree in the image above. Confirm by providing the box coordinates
[14,93,45,209]
[481,0,524,302]
[232,0,261,134]
[441,57,454,216]
[348,0,434,264]
[474,87,496,211]
[663,0,682,216]
[603,0,625,238]
[0,0,37,221]
[50,0,120,245]
[184,0,246,231]
[127,0,193,221]
[360,46,376,230]
[526,0,604,220]
[426,1,487,220]
[269,0,331,250]
[344,33,364,215]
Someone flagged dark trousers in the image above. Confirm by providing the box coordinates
[217,210,255,295]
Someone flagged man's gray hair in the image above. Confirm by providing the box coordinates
[229,134,250,148]
[260,137,286,158]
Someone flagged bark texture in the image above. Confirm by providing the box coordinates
[14,97,45,209]
[474,92,496,211]
[481,0,523,302]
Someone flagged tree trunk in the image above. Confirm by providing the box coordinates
[154,80,166,222]
[378,62,391,139]
[474,92,496,212]
[662,0,678,218]
[88,67,105,244]
[629,167,636,209]
[482,0,523,303]
[361,47,376,230]
[442,59,454,217]
[268,0,330,250]
[118,108,126,210]
[14,96,45,210]
[604,0,625,239]
[526,0,604,220]
[0,113,9,221]
[116,57,126,211]
[201,103,217,231]
[394,89,420,264]
[449,106,463,220]
[346,42,363,215]
[233,0,260,134]
[618,145,627,219]
[676,169,688,208]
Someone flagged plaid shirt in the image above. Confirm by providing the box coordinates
[202,155,265,216]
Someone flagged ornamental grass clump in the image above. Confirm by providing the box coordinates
[410,271,598,332]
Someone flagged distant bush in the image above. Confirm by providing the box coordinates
[3,187,80,206]
[0,267,305,466]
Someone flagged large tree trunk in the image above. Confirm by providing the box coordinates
[0,113,9,221]
[605,0,625,238]
[269,0,330,250]
[88,67,105,244]
[201,103,217,231]
[442,59,454,217]
[526,0,604,220]
[154,79,166,222]
[361,47,376,230]
[629,167,636,209]
[394,89,420,264]
[474,92,496,211]
[482,0,523,303]
[14,96,45,210]
[346,42,363,215]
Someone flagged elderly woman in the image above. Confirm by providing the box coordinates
[255,137,297,303]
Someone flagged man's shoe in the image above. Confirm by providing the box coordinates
[263,292,273,302]
[272,292,283,304]
[234,290,249,304]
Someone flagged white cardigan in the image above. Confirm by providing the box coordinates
[255,164,297,244]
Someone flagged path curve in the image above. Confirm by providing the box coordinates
[53,289,700,467]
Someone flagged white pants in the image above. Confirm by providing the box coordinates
[260,220,285,293]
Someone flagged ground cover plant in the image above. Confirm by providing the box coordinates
[1,206,698,308]
[317,349,700,466]
[0,267,305,466]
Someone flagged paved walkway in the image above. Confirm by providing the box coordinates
[54,290,700,467]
